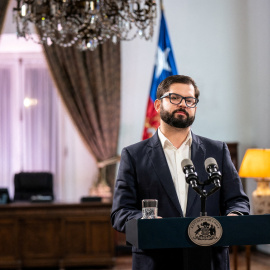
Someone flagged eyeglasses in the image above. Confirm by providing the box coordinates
[159,93,199,108]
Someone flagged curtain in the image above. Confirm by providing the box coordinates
[0,62,62,199]
[0,0,9,34]
[0,68,12,190]
[22,66,61,196]
[22,68,59,170]
[41,41,121,189]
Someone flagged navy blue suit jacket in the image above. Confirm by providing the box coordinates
[111,132,250,270]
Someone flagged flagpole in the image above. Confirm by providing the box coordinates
[160,0,164,11]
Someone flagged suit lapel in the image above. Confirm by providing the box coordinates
[186,132,206,216]
[147,133,183,216]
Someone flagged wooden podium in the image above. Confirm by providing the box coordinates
[126,215,270,270]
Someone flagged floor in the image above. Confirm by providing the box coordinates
[108,249,270,270]
[18,248,270,270]
[231,249,270,270]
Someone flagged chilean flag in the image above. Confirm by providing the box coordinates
[142,10,178,140]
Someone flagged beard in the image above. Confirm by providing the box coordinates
[160,105,195,128]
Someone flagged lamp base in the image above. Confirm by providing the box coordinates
[252,179,270,215]
[257,244,270,255]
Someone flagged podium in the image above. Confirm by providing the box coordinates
[126,215,270,249]
[126,215,270,270]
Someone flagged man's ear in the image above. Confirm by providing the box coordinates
[154,99,161,112]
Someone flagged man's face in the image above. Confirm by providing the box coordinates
[155,83,197,129]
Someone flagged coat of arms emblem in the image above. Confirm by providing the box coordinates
[188,216,223,246]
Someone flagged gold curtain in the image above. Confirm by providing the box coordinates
[41,41,121,189]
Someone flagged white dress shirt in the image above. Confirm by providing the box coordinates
[158,128,192,216]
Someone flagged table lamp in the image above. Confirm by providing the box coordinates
[239,149,270,214]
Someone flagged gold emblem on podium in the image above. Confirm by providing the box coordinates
[188,216,223,246]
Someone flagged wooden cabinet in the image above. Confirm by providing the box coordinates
[0,202,114,269]
[227,142,238,169]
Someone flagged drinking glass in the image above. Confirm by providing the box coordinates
[141,199,158,219]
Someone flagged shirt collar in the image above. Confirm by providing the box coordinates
[158,127,192,149]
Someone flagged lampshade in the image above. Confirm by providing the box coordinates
[239,149,270,179]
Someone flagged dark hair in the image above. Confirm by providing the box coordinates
[156,75,200,99]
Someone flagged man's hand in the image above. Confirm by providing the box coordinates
[227,211,243,216]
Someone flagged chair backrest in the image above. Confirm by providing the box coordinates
[14,172,54,201]
[0,188,11,204]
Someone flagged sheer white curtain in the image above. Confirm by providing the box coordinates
[0,68,12,189]
[0,57,62,198]
[22,67,58,168]
[21,63,62,197]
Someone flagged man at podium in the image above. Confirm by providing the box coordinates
[111,75,250,270]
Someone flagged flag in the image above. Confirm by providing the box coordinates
[142,10,178,140]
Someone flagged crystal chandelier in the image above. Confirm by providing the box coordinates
[13,0,157,51]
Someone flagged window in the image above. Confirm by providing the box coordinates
[0,55,61,198]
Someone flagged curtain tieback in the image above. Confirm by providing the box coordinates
[90,156,120,199]
[97,156,120,168]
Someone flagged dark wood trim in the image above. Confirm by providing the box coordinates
[0,202,115,269]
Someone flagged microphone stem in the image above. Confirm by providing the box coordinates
[200,190,207,216]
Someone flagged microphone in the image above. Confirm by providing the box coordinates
[181,159,198,188]
[204,157,221,188]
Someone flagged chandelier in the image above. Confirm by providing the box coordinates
[13,0,157,51]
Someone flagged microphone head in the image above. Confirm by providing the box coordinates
[181,158,194,170]
[204,157,218,171]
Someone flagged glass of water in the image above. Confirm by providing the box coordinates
[141,199,158,219]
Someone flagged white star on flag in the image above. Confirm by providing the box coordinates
[155,47,172,78]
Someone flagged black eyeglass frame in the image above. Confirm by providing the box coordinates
[158,93,199,108]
